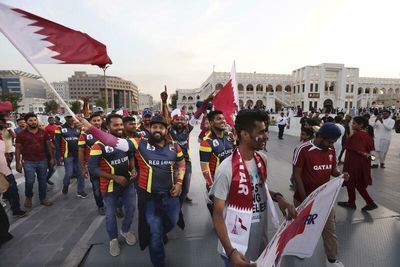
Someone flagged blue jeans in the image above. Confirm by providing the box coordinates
[145,195,180,267]
[3,174,21,213]
[102,184,136,240]
[89,174,103,208]
[63,157,85,193]
[221,256,232,267]
[179,161,192,204]
[23,160,48,200]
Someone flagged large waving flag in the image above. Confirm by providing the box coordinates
[0,3,112,67]
[256,178,344,267]
[212,61,239,126]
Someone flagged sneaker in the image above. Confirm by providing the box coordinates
[361,202,378,212]
[40,199,53,206]
[380,163,385,168]
[109,238,120,257]
[337,201,356,209]
[47,180,54,185]
[184,196,193,203]
[77,192,88,199]
[326,259,344,267]
[371,164,379,169]
[13,210,27,218]
[120,231,137,246]
[98,207,105,216]
[62,185,68,194]
[116,208,124,218]
[24,197,32,209]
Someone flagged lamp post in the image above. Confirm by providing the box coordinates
[102,65,110,111]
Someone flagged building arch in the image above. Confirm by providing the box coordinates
[373,87,378,94]
[284,85,291,92]
[379,88,386,94]
[396,88,400,94]
[388,88,394,94]
[188,96,193,101]
[256,84,263,92]
[238,83,244,91]
[246,84,254,92]
[182,96,187,101]
[196,95,200,100]
[365,87,370,94]
[276,84,283,92]
[245,99,254,108]
[215,83,223,91]
[323,99,334,113]
[239,99,244,109]
[255,99,264,108]
[188,105,193,111]
[358,87,363,95]
[266,84,274,92]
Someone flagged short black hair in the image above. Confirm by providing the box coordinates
[17,117,25,122]
[105,114,123,125]
[353,116,367,128]
[123,116,136,124]
[334,116,342,124]
[55,116,60,120]
[326,117,334,123]
[207,110,224,122]
[301,127,315,138]
[234,109,268,140]
[89,112,103,121]
[47,116,54,122]
[24,113,37,122]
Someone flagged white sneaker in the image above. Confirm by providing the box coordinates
[109,238,120,256]
[326,259,344,267]
[120,231,137,246]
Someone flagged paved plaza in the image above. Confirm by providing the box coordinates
[0,125,399,267]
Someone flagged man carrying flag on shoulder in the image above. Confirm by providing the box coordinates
[210,109,297,267]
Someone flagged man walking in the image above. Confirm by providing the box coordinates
[55,115,87,198]
[15,113,54,208]
[276,112,288,140]
[372,110,395,168]
[44,116,59,185]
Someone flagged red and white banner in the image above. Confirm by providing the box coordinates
[212,61,239,126]
[256,178,344,267]
[0,3,112,67]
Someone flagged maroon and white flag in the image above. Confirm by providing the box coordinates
[212,61,239,126]
[0,3,112,67]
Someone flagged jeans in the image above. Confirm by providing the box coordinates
[3,174,21,213]
[145,195,180,267]
[179,161,192,204]
[46,162,55,181]
[221,255,232,267]
[89,174,103,208]
[63,157,85,193]
[102,184,136,240]
[23,160,48,200]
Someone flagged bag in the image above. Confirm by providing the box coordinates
[0,173,9,193]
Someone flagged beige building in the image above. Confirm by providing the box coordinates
[138,93,154,111]
[68,71,139,111]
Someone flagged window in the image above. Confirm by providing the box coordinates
[302,84,305,93]
[346,84,349,93]
[315,83,318,92]
[351,84,354,93]
[310,83,314,92]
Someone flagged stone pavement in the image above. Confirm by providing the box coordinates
[0,125,399,267]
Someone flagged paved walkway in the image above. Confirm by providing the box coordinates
[0,126,399,267]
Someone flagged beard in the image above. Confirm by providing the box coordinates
[111,131,123,137]
[149,132,165,143]
[28,124,38,129]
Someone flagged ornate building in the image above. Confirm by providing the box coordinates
[177,63,400,112]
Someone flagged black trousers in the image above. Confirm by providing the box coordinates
[278,125,285,139]
[0,204,13,247]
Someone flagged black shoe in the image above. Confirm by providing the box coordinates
[380,163,385,168]
[98,207,105,216]
[337,201,356,209]
[13,210,27,218]
[47,180,54,185]
[62,185,68,194]
[184,196,193,203]
[362,203,378,212]
[77,192,88,199]
[116,208,124,218]
[371,164,379,169]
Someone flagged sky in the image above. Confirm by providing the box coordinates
[1,0,400,98]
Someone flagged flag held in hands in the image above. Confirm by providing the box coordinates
[0,3,112,67]
[211,61,239,126]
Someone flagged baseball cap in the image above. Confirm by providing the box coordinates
[93,106,104,113]
[143,109,153,117]
[317,123,341,139]
[150,115,168,127]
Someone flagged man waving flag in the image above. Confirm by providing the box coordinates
[211,61,239,126]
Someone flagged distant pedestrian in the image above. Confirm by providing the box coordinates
[372,110,395,168]
[276,112,288,140]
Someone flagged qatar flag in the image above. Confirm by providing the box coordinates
[0,3,112,67]
[212,62,239,126]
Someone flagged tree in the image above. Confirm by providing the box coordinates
[94,98,107,109]
[43,100,58,114]
[170,92,178,110]
[0,92,22,111]
[69,101,81,114]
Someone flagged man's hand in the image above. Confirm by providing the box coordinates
[342,172,350,181]
[113,175,128,186]
[277,197,298,220]
[76,118,92,131]
[230,250,256,267]
[160,91,168,103]
[82,166,89,179]
[170,183,182,197]
[16,162,23,173]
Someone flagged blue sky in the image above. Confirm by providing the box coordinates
[1,0,400,98]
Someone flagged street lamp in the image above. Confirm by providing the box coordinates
[102,65,110,111]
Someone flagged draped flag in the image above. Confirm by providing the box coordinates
[256,178,344,267]
[0,3,112,67]
[212,61,239,126]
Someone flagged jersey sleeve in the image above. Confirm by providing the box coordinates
[176,144,184,161]
[293,146,306,168]
[199,139,212,163]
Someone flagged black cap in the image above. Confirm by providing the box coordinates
[150,115,168,127]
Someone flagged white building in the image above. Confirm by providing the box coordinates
[138,93,154,111]
[177,63,400,113]
[50,81,70,101]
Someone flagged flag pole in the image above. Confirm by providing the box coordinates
[0,27,76,118]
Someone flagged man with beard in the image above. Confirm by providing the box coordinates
[79,115,185,267]
[88,114,137,256]
[211,109,297,266]
[123,116,140,138]
[55,114,87,198]
[15,113,54,208]
[79,112,105,215]
[138,109,152,138]
[200,110,235,213]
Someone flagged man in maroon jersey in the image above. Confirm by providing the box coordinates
[293,123,349,267]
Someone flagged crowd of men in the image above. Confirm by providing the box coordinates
[0,91,399,267]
